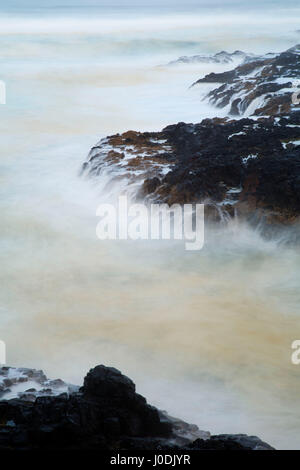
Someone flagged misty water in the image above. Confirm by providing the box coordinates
[0,3,300,449]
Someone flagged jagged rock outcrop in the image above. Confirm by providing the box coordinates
[0,365,274,450]
[167,50,280,67]
[167,50,249,66]
[83,112,300,225]
[0,366,77,402]
[82,45,300,225]
[192,45,300,117]
[0,365,171,450]
[81,130,175,199]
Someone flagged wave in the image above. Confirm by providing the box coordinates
[0,10,299,37]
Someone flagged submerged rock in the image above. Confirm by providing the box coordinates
[0,365,274,450]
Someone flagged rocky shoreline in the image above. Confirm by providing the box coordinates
[0,365,274,450]
[4,45,298,452]
[82,44,300,228]
[83,112,300,226]
[192,44,300,117]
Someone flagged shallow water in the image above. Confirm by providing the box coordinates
[1,3,300,449]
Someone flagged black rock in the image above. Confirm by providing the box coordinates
[0,365,171,450]
[193,44,300,117]
[189,434,274,450]
[81,364,135,398]
[83,111,300,225]
[0,365,275,451]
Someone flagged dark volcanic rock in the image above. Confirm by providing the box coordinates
[0,365,171,450]
[81,130,175,198]
[188,434,274,450]
[0,366,71,401]
[193,44,300,117]
[82,365,135,398]
[158,114,300,223]
[0,365,274,451]
[81,44,300,226]
[83,111,300,224]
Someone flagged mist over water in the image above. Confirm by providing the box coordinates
[0,2,300,449]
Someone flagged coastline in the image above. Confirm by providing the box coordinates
[1,3,300,451]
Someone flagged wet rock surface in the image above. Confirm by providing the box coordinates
[188,434,274,450]
[83,111,300,225]
[82,130,175,199]
[193,44,300,117]
[0,366,76,402]
[82,45,300,226]
[0,365,274,450]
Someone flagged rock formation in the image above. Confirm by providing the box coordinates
[82,45,300,227]
[83,112,300,225]
[166,50,249,66]
[192,45,300,117]
[0,365,274,450]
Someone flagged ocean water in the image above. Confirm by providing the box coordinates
[0,2,300,449]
